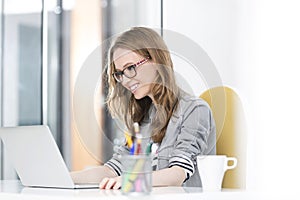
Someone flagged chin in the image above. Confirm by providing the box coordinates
[133,94,145,100]
[133,91,147,100]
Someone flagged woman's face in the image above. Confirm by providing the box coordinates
[113,48,157,100]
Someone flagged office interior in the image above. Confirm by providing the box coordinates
[1,0,300,194]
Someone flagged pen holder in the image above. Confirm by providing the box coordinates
[121,155,152,195]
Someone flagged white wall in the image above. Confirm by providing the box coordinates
[164,0,300,192]
[251,0,300,192]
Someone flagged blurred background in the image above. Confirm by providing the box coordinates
[0,0,300,193]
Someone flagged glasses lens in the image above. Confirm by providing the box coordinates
[123,65,136,78]
[113,72,122,82]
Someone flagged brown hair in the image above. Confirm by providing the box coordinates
[106,27,180,143]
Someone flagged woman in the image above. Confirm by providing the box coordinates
[71,27,216,189]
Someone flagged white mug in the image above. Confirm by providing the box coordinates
[196,155,237,191]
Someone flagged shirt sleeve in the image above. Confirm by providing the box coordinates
[169,102,214,182]
[104,138,130,176]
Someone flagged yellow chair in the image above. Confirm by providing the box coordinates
[200,86,247,189]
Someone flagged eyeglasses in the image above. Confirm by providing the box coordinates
[112,57,150,83]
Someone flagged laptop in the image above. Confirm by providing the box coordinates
[0,125,99,189]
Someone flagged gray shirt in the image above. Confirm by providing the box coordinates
[105,92,216,187]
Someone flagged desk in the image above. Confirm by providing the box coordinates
[0,180,297,200]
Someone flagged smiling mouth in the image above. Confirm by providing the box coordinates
[129,83,139,93]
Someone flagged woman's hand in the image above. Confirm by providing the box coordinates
[70,165,117,184]
[98,166,185,189]
[99,176,122,190]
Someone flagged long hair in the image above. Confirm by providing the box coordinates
[106,27,180,143]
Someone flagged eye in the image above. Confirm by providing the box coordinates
[114,71,122,76]
[126,65,135,71]
[113,71,123,80]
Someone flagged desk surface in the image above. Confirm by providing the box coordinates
[0,180,297,200]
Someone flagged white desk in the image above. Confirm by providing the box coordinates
[0,180,297,200]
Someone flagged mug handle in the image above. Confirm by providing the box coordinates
[226,157,238,170]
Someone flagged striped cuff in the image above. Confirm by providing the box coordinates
[104,159,122,176]
[169,155,195,182]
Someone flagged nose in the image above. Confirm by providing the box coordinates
[121,75,131,86]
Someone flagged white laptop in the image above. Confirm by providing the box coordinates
[0,125,99,189]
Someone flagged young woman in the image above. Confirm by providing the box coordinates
[71,27,216,189]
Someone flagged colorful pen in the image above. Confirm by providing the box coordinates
[124,131,133,148]
[133,122,142,155]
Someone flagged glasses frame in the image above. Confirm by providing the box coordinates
[112,57,150,83]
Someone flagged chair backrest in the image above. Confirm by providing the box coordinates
[200,86,246,189]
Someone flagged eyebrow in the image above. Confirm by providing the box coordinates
[115,62,134,71]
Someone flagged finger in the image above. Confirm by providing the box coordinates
[105,179,116,190]
[113,181,121,190]
[99,178,109,189]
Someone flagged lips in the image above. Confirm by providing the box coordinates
[129,83,139,93]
